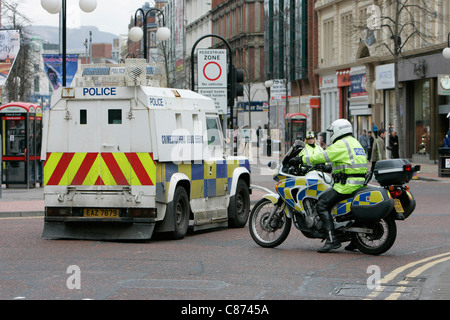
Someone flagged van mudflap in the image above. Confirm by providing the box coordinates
[42,221,155,240]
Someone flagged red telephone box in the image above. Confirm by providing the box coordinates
[1,102,42,188]
[285,113,307,151]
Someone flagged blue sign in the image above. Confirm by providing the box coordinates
[350,73,368,97]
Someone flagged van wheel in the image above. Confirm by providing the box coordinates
[228,180,250,228]
[170,187,190,240]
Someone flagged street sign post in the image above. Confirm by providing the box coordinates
[197,49,227,114]
[270,79,291,101]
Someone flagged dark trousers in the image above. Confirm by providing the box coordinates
[317,188,352,232]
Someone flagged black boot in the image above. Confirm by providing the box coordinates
[317,210,341,253]
[345,241,357,252]
[318,231,341,253]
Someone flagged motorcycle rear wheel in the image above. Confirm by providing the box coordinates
[351,217,397,255]
[249,198,292,248]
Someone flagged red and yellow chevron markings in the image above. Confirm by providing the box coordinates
[44,153,156,186]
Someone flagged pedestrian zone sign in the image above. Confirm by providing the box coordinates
[198,49,227,114]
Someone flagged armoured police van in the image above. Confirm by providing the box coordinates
[41,68,251,240]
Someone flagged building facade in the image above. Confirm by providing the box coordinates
[211,0,267,129]
[184,0,212,90]
[315,0,376,146]
[315,0,450,161]
[264,0,320,145]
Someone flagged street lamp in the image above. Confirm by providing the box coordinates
[444,33,450,59]
[41,0,97,87]
[264,80,274,157]
[128,8,170,61]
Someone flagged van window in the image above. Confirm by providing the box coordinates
[80,110,87,124]
[206,117,222,146]
[108,109,122,124]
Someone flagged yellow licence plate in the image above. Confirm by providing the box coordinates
[83,208,120,218]
[394,199,404,213]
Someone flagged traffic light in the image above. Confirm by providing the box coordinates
[235,68,244,97]
[228,65,245,107]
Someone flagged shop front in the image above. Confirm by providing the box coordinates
[398,53,450,162]
[337,68,351,119]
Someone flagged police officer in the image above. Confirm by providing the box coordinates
[300,119,368,253]
[298,131,323,165]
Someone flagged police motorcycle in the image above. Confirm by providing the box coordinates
[249,140,420,255]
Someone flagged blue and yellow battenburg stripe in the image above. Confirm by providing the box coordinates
[156,159,250,201]
[276,178,328,212]
[332,190,386,216]
[332,199,353,216]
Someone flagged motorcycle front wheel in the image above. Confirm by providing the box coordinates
[249,198,292,248]
[351,217,397,255]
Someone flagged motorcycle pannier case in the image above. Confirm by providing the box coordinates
[374,159,414,186]
[351,187,394,221]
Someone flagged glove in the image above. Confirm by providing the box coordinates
[289,156,303,167]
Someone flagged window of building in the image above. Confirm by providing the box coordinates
[323,19,335,66]
[34,77,40,92]
[414,79,431,154]
[341,13,353,64]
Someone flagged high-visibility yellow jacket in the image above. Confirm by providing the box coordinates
[299,143,323,166]
[308,136,368,194]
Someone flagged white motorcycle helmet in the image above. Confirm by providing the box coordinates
[327,119,353,143]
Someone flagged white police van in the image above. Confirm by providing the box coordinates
[41,60,251,240]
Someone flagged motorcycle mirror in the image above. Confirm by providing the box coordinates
[268,161,278,169]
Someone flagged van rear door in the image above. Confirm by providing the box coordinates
[66,100,133,187]
[68,100,131,153]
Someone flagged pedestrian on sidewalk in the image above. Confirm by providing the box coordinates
[367,131,374,160]
[370,128,386,172]
[389,131,400,159]
[444,128,450,148]
[358,130,370,157]
[318,132,327,150]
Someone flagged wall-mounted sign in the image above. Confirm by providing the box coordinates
[375,63,395,90]
[351,73,368,98]
[438,74,450,95]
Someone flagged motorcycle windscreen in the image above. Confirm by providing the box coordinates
[350,187,394,221]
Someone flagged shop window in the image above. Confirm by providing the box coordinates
[414,80,431,154]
